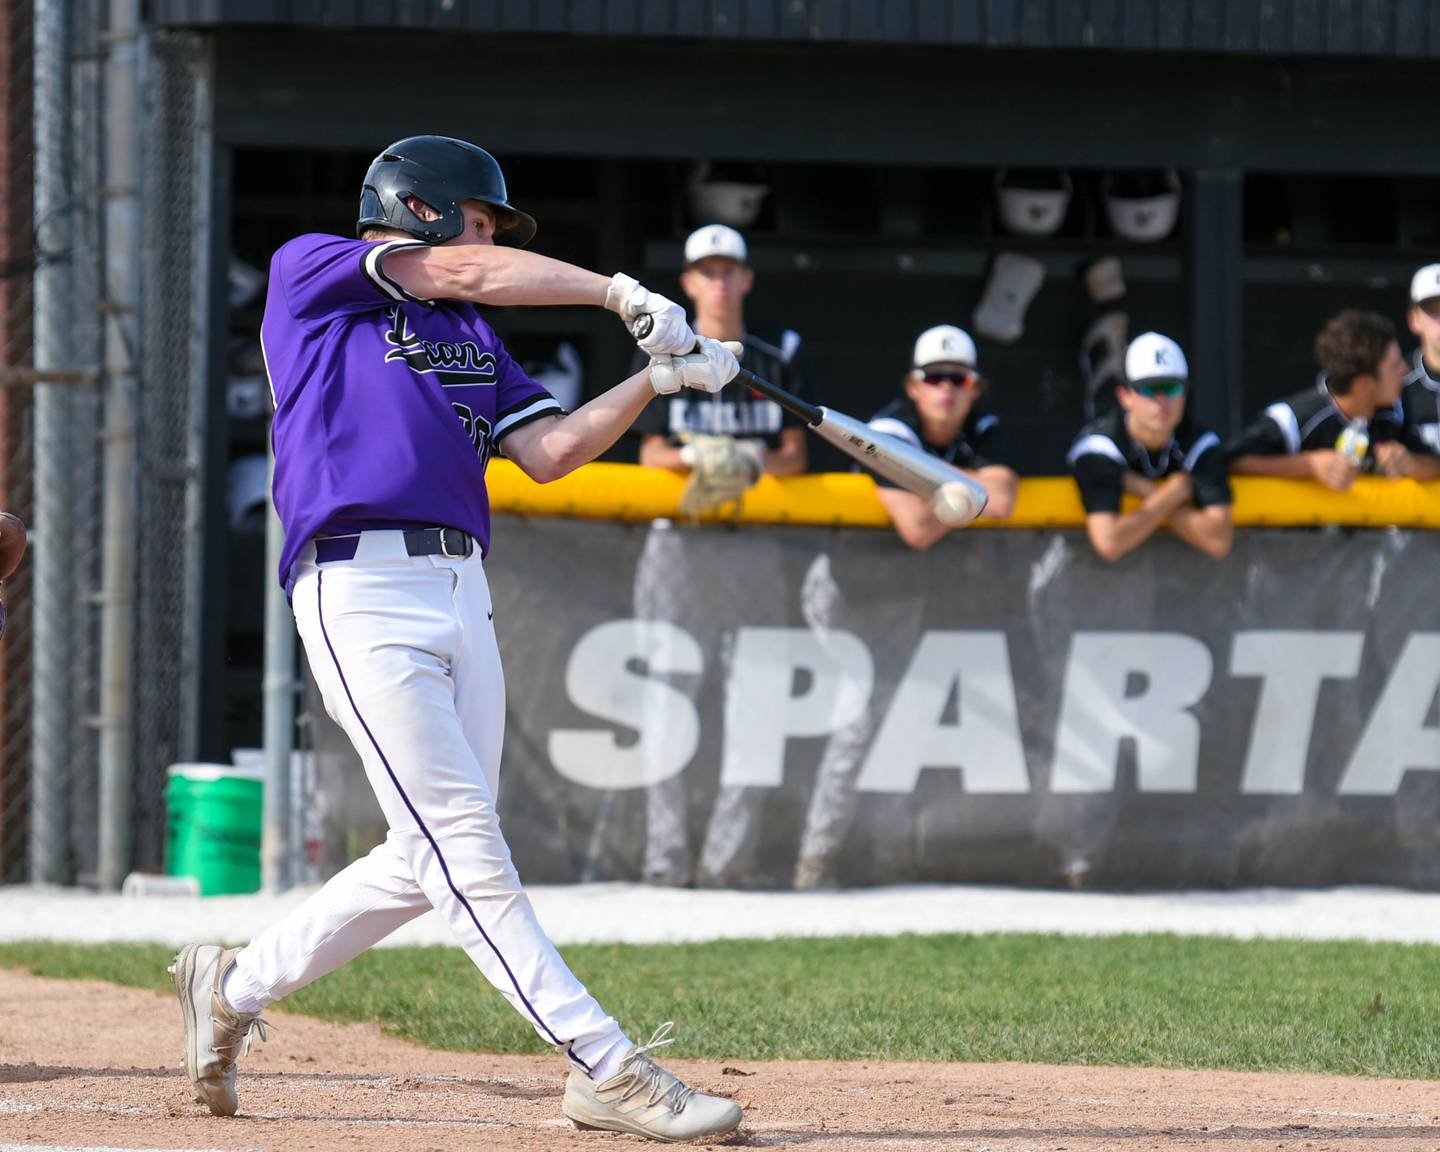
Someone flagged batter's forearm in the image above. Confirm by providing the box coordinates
[386,245,610,307]
[512,370,658,481]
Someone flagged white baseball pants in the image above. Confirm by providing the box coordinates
[230,532,625,1075]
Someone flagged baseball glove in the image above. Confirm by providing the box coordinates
[678,434,761,517]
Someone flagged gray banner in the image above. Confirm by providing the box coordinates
[312,517,1440,890]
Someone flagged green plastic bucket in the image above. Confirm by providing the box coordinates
[165,763,264,896]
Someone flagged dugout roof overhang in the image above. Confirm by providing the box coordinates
[148,0,1440,60]
[178,27,1434,176]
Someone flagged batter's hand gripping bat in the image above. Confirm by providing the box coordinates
[633,317,988,526]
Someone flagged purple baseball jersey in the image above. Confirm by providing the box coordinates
[261,234,563,587]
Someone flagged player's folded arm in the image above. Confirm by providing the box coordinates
[1168,502,1234,559]
[971,463,1018,519]
[764,427,808,477]
[1225,407,1304,475]
[638,433,689,473]
[1404,448,1440,479]
[876,486,951,552]
[1070,452,1166,562]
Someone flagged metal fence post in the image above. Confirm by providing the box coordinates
[95,0,141,890]
[29,0,77,885]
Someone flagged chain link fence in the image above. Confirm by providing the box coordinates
[1,0,105,881]
[0,0,36,883]
[0,5,207,884]
[132,28,208,876]
[2,0,108,885]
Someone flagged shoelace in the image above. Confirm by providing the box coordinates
[212,1012,273,1062]
[611,1022,694,1114]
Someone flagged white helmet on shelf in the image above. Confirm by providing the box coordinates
[1104,169,1182,242]
[686,160,769,228]
[995,168,1073,236]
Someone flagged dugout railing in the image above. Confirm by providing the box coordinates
[487,462,1440,531]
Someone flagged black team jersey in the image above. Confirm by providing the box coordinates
[1227,378,1423,472]
[865,396,1007,489]
[1398,348,1440,456]
[1068,406,1231,514]
[632,332,807,451]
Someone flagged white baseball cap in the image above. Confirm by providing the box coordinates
[684,224,748,267]
[1125,332,1189,384]
[1411,264,1440,305]
[912,325,978,370]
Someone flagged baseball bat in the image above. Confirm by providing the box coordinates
[633,317,988,525]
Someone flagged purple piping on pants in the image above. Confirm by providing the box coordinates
[314,569,592,1074]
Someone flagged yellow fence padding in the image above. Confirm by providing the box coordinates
[486,460,1440,529]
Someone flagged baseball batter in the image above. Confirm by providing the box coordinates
[168,136,744,1143]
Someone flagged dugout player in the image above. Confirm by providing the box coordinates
[866,324,1018,549]
[167,136,744,1143]
[634,223,807,504]
[1396,263,1440,467]
[787,327,1017,889]
[1229,309,1437,486]
[633,223,806,890]
[1067,332,1233,562]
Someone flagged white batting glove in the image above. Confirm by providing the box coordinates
[649,338,743,396]
[605,273,694,356]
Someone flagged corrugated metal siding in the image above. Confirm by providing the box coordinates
[145,0,1440,57]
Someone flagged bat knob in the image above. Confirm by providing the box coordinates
[631,314,654,340]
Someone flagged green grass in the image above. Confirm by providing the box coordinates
[1,933,1433,1078]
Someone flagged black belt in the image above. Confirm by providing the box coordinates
[314,527,474,564]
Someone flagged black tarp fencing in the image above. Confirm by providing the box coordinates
[310,517,1440,890]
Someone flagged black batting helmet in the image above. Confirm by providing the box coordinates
[356,136,537,246]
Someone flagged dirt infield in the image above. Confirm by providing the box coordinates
[2,968,1438,1151]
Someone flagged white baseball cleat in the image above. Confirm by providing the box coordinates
[563,1022,742,1143]
[168,943,269,1117]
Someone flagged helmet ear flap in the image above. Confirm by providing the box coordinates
[390,190,451,243]
[357,180,451,243]
[356,186,384,238]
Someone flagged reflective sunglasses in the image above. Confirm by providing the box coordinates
[1129,379,1186,399]
[920,370,982,390]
